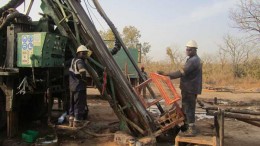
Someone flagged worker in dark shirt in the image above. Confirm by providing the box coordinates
[141,66,148,79]
[158,40,202,136]
[69,45,90,127]
[140,66,148,98]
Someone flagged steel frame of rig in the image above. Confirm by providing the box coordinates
[0,0,184,141]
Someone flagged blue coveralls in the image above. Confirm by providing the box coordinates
[69,58,88,120]
[169,55,202,124]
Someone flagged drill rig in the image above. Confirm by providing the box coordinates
[0,0,184,141]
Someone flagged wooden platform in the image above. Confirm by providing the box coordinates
[175,135,217,146]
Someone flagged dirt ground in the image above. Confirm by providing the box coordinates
[0,87,259,146]
[198,89,260,146]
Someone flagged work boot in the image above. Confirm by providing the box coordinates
[73,120,85,128]
[179,124,197,137]
[180,123,188,132]
[69,116,74,127]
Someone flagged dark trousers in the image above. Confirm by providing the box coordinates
[69,90,88,120]
[181,91,197,124]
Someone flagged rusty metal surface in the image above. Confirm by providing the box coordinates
[154,105,184,137]
[134,74,184,136]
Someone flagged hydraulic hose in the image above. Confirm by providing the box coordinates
[0,0,25,15]
[0,11,31,30]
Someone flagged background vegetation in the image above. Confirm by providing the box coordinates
[100,0,260,89]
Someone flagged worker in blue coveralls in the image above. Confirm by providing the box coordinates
[69,45,90,127]
[68,40,121,127]
[158,40,202,136]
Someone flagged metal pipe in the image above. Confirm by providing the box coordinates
[207,110,260,121]
[206,107,260,115]
[92,0,164,114]
[68,0,155,136]
[25,0,34,16]
[236,118,260,127]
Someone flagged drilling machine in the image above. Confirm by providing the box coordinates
[0,0,184,141]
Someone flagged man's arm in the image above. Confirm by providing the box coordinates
[158,58,199,79]
[157,69,183,79]
[77,60,88,82]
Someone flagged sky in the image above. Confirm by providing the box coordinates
[0,0,241,61]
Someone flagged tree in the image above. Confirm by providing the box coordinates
[219,34,254,77]
[218,49,228,70]
[166,46,185,70]
[99,26,151,62]
[99,29,115,48]
[201,53,215,83]
[166,47,175,65]
[122,26,141,48]
[141,42,151,56]
[230,0,260,41]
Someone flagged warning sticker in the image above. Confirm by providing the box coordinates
[22,35,27,43]
[28,43,33,50]
[33,33,41,46]
[21,34,34,65]
[21,50,33,65]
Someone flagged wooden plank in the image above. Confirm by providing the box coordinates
[0,72,18,76]
[175,135,217,146]
[7,111,18,137]
[218,110,224,146]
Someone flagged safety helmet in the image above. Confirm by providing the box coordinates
[186,40,198,48]
[77,45,88,53]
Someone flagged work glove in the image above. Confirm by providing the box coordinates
[157,71,166,76]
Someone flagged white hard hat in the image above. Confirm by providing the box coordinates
[77,45,89,53]
[186,40,198,48]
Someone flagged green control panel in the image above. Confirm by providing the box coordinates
[17,32,67,67]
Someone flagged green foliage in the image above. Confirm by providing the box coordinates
[122,25,141,48]
[99,26,151,55]
[142,42,151,56]
[99,29,115,48]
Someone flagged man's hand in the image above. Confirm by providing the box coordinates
[157,71,166,76]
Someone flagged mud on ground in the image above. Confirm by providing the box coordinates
[0,88,259,146]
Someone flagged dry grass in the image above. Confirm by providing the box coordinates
[143,61,260,89]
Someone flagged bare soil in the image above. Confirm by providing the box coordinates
[0,88,259,146]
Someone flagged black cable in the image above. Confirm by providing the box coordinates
[84,0,106,31]
[87,0,96,9]
[83,0,94,23]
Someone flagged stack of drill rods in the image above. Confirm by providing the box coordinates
[206,108,260,127]
[206,106,260,115]
[198,100,260,127]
